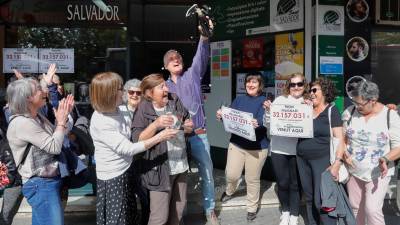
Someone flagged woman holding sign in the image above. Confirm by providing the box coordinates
[263,73,308,225]
[216,72,268,222]
[297,77,344,225]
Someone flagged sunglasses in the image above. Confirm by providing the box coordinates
[309,88,320,94]
[289,82,304,88]
[128,90,142,95]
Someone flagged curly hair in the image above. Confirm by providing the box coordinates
[310,77,337,103]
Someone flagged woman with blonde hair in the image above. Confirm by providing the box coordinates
[132,73,193,225]
[263,73,308,225]
[89,72,178,225]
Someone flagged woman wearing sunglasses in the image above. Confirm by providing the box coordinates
[123,78,142,117]
[334,78,400,225]
[263,73,308,225]
[296,77,344,225]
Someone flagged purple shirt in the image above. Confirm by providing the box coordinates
[166,39,210,129]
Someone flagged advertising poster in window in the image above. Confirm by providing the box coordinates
[3,48,39,73]
[39,49,74,73]
[242,37,264,69]
[211,41,231,80]
[274,32,304,97]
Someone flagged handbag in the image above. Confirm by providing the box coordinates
[328,104,349,183]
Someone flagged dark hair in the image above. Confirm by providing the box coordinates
[244,71,264,95]
[310,77,337,103]
[349,38,365,50]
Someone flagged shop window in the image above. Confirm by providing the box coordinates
[371,31,400,104]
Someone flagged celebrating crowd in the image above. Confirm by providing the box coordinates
[1,17,400,225]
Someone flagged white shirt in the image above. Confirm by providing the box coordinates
[343,106,400,182]
[90,106,146,180]
[264,95,304,155]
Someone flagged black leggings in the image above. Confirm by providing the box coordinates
[271,152,300,216]
[297,154,337,225]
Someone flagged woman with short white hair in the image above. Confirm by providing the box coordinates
[333,78,400,225]
[123,78,142,115]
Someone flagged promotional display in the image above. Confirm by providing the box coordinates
[39,49,74,73]
[275,32,304,97]
[3,48,39,73]
[242,37,264,68]
[211,41,231,79]
[318,5,345,36]
[221,106,256,141]
[270,104,313,138]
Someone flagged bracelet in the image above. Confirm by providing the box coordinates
[380,155,390,164]
[56,124,66,129]
[334,157,343,163]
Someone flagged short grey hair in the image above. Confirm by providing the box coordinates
[163,49,182,67]
[349,79,379,101]
[123,78,141,103]
[7,78,39,115]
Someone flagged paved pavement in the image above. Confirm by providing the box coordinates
[7,167,400,225]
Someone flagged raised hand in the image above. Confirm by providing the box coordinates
[182,119,194,134]
[43,64,57,85]
[263,100,272,111]
[12,69,24,80]
[54,98,71,127]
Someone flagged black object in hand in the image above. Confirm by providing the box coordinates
[186,4,214,38]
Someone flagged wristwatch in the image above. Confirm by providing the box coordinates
[380,155,390,164]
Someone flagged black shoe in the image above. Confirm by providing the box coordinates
[247,212,257,221]
[220,192,233,203]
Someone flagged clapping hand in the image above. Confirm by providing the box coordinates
[54,95,74,127]
[12,69,24,80]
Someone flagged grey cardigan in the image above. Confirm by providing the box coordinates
[320,171,356,225]
[7,114,64,182]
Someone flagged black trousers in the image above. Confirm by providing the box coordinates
[297,154,337,225]
[271,152,300,216]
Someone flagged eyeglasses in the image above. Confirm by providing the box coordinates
[350,99,370,107]
[289,82,304,88]
[309,88,320,94]
[128,90,142,96]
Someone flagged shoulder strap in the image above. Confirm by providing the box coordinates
[387,108,391,129]
[328,104,334,137]
[347,106,357,126]
[7,115,33,167]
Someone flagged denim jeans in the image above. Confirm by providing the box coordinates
[22,176,63,225]
[188,133,215,214]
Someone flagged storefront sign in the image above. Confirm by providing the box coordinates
[39,49,74,73]
[67,2,120,22]
[221,106,256,141]
[320,56,343,74]
[209,0,269,40]
[270,0,304,32]
[318,5,344,36]
[3,48,39,73]
[0,0,127,26]
[270,104,313,138]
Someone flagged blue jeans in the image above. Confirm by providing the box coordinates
[22,177,63,225]
[188,133,215,214]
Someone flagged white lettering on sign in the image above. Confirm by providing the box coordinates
[67,4,120,21]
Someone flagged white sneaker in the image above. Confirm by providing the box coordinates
[289,215,298,225]
[279,211,290,225]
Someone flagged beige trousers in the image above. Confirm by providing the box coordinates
[225,143,268,213]
[147,172,187,225]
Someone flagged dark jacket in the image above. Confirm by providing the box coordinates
[131,93,189,192]
[320,171,356,225]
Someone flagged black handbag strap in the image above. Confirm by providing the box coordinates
[8,115,33,167]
